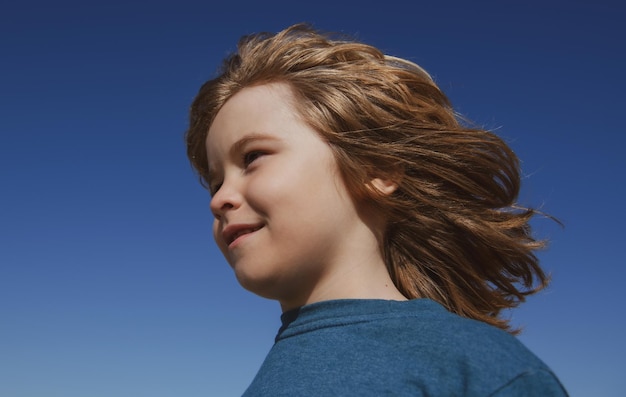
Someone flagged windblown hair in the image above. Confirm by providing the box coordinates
[186,24,550,333]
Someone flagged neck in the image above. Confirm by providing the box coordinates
[279,256,407,312]
[278,208,407,312]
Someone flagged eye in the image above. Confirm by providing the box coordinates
[242,150,266,167]
[209,181,222,196]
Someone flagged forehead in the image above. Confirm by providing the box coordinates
[205,83,301,174]
[208,83,296,143]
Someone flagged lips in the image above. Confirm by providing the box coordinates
[222,223,264,246]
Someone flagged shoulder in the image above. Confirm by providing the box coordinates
[244,299,568,396]
[390,299,544,367]
[489,369,569,396]
[376,299,568,395]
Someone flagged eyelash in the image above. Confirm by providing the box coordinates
[210,150,266,195]
[242,150,265,167]
[209,182,221,196]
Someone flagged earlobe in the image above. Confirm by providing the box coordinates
[370,178,398,196]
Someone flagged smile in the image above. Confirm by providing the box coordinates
[223,224,264,246]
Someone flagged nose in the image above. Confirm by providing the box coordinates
[209,178,242,219]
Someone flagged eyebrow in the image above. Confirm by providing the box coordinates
[230,132,279,156]
[207,132,279,183]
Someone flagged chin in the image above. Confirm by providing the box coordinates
[235,265,279,297]
[234,266,304,304]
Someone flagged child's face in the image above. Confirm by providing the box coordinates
[206,83,376,309]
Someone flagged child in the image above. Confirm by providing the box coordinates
[186,24,568,396]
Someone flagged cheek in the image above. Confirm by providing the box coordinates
[245,167,298,211]
[212,219,227,253]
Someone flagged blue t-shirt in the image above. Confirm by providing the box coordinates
[243,299,567,396]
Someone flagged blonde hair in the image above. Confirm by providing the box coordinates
[186,24,550,333]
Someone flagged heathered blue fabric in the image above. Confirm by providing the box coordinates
[242,299,567,396]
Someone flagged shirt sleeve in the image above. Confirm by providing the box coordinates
[489,369,569,397]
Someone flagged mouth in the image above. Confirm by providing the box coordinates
[223,224,264,247]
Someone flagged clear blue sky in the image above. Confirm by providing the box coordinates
[1,1,624,396]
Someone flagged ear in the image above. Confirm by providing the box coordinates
[369,177,398,196]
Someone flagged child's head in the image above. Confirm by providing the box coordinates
[187,24,549,332]
[203,81,401,310]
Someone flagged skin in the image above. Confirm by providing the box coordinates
[207,82,406,311]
